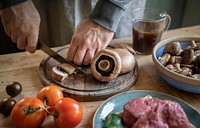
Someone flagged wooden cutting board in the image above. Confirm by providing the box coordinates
[39,45,139,101]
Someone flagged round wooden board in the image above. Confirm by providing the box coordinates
[39,45,139,101]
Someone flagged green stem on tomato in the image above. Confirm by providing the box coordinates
[52,111,59,117]
[23,105,41,115]
[41,98,54,115]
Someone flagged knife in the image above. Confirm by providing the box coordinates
[37,40,86,75]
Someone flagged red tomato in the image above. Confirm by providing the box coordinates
[54,98,83,128]
[11,98,46,128]
[37,85,64,110]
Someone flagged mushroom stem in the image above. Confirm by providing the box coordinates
[98,60,111,71]
[191,40,197,48]
[174,63,182,72]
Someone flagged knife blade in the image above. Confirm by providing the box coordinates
[37,40,86,75]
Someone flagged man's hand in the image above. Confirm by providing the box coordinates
[67,18,114,66]
[1,0,40,53]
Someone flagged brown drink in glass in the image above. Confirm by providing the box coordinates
[132,20,163,54]
[132,8,171,54]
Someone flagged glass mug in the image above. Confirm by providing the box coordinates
[132,8,171,54]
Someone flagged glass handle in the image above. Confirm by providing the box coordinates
[164,14,171,31]
[160,13,171,31]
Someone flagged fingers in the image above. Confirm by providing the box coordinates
[11,33,18,43]
[83,49,95,65]
[67,42,78,62]
[26,32,38,53]
[67,42,95,66]
[73,48,87,66]
[15,32,38,53]
[17,36,26,50]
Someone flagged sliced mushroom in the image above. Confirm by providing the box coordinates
[51,67,68,82]
[112,48,136,74]
[164,41,182,55]
[158,53,171,66]
[58,63,76,75]
[91,49,122,82]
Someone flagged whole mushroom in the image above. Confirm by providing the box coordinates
[112,48,136,74]
[91,49,122,82]
[91,47,136,82]
[158,53,171,66]
[164,41,182,55]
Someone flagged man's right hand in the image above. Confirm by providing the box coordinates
[1,0,40,53]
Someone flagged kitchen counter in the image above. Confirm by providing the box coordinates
[0,25,200,128]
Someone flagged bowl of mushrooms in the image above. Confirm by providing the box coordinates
[152,36,200,93]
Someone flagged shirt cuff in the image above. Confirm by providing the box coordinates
[88,0,130,32]
[0,0,28,9]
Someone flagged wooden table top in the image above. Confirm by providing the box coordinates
[0,25,200,128]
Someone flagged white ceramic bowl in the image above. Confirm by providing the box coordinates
[152,36,200,93]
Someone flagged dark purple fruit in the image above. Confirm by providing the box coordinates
[6,82,22,97]
[0,98,16,117]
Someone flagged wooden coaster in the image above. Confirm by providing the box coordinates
[39,45,139,101]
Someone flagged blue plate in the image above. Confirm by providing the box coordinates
[93,90,200,128]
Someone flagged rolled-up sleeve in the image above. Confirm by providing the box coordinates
[88,0,132,32]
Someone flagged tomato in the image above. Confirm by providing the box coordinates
[37,85,64,111]
[54,98,83,128]
[11,98,46,128]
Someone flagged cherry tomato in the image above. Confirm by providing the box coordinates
[11,98,46,128]
[54,98,83,128]
[0,98,16,117]
[37,85,64,111]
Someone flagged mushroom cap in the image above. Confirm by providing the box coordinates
[91,49,122,82]
[182,48,194,64]
[164,41,181,55]
[112,48,136,74]
[114,44,136,54]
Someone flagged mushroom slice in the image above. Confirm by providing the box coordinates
[57,63,76,75]
[91,49,122,82]
[51,67,68,82]
[113,48,136,74]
